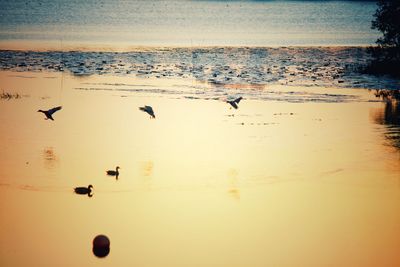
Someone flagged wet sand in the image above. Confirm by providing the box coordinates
[0,71,399,266]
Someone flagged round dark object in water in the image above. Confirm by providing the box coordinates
[93,246,110,258]
[93,235,110,258]
[93,235,110,248]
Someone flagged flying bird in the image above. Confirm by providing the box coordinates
[139,105,155,118]
[107,166,120,178]
[227,97,243,109]
[38,106,62,120]
[74,184,93,197]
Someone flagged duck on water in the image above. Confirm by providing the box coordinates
[74,185,93,197]
[107,166,120,178]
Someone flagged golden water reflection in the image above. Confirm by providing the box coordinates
[42,147,59,169]
[141,161,154,177]
[0,71,399,266]
[227,169,240,200]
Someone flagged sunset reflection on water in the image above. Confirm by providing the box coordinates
[0,71,399,266]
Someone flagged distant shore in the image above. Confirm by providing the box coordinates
[0,40,377,53]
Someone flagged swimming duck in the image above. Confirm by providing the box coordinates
[139,105,155,119]
[74,184,93,197]
[227,97,243,109]
[107,166,120,177]
[38,106,62,120]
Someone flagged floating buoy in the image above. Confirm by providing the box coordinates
[92,235,110,258]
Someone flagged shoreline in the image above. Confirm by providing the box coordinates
[0,70,377,102]
[0,42,377,53]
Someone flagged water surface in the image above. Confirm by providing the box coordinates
[0,71,399,266]
[2,47,399,90]
[0,0,379,48]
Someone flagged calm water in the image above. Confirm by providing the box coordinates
[2,2,400,266]
[0,71,399,266]
[0,0,379,47]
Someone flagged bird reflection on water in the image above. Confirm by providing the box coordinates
[227,168,240,200]
[141,161,154,177]
[42,147,59,170]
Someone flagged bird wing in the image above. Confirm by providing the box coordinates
[228,101,238,109]
[48,106,62,115]
[148,107,155,115]
[234,97,243,104]
[140,106,155,118]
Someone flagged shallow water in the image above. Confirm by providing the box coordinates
[0,0,379,47]
[0,71,399,266]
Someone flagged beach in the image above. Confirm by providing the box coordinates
[0,69,399,266]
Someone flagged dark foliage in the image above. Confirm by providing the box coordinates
[372,1,400,49]
[365,0,400,77]
[374,89,400,101]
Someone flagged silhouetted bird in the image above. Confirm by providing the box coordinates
[139,105,155,118]
[227,97,243,109]
[74,184,93,197]
[38,106,62,120]
[107,166,120,177]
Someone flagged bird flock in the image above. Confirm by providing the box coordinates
[38,96,243,197]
